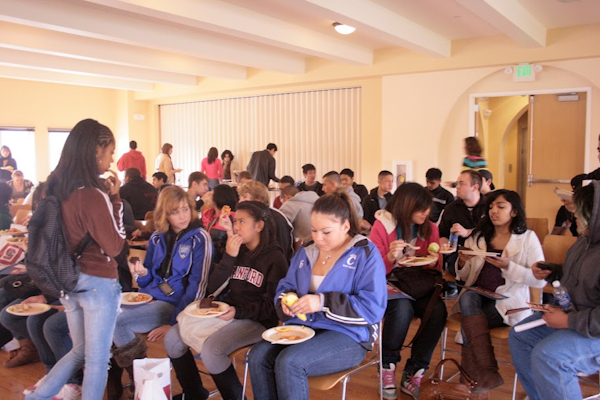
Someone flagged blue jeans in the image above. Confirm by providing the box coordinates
[382,296,447,373]
[510,313,600,400]
[249,330,367,400]
[113,300,175,346]
[458,290,505,328]
[26,273,121,400]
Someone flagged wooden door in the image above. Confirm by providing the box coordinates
[524,93,586,230]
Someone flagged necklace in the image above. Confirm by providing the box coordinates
[321,254,332,265]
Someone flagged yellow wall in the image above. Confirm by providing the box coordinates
[504,121,520,191]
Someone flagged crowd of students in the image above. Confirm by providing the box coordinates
[1,127,598,400]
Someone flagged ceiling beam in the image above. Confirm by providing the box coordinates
[0,65,153,91]
[0,48,197,86]
[300,0,451,58]
[0,21,246,80]
[84,0,373,65]
[456,0,546,47]
[0,0,305,74]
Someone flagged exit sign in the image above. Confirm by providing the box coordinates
[513,64,536,82]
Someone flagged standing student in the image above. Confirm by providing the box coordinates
[155,143,182,184]
[201,147,223,190]
[0,145,17,182]
[117,140,147,180]
[26,119,126,400]
[221,150,240,182]
[425,168,454,223]
[249,192,387,400]
[462,137,487,171]
[247,143,279,186]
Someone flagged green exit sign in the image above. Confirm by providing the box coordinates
[513,64,536,82]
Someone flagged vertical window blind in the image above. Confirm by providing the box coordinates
[159,87,361,184]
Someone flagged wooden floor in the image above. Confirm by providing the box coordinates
[2,301,599,400]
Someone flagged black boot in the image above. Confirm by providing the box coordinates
[106,357,124,400]
[171,350,209,400]
[210,364,245,400]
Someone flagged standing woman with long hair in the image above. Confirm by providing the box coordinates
[0,145,17,182]
[370,182,446,400]
[221,150,239,182]
[26,119,126,400]
[201,147,223,190]
[462,137,487,171]
[155,143,182,184]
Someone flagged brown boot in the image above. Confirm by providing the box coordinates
[461,314,504,393]
[3,338,40,368]
[113,336,147,398]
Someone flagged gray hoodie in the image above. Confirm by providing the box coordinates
[279,191,319,244]
[562,180,600,337]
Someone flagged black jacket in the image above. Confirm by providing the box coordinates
[247,150,279,186]
[429,186,455,223]
[271,208,294,263]
[362,188,392,225]
[352,182,369,202]
[207,241,288,328]
[119,177,158,220]
[297,181,324,196]
[438,197,487,246]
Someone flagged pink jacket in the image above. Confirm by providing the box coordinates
[201,158,223,180]
[370,210,441,275]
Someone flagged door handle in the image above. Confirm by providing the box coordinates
[527,176,571,186]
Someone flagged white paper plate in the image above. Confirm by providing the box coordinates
[459,250,501,257]
[0,229,27,236]
[6,303,51,316]
[183,301,230,318]
[397,255,438,267]
[121,292,153,306]
[262,325,316,345]
[439,249,456,255]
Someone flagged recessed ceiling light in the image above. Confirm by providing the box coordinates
[333,22,356,35]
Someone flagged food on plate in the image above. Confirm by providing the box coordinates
[198,297,218,309]
[128,293,151,302]
[275,326,292,333]
[0,228,24,234]
[6,237,23,243]
[281,293,307,321]
[9,304,32,314]
[222,205,231,215]
[427,243,440,253]
[278,335,302,341]
[440,243,453,252]
[401,256,436,263]
[128,256,140,264]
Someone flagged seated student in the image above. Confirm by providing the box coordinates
[510,182,600,400]
[455,189,545,393]
[297,163,323,195]
[273,175,295,209]
[425,168,454,223]
[166,201,288,400]
[238,170,253,185]
[362,170,394,228]
[479,170,495,195]
[119,168,158,220]
[279,185,319,244]
[322,171,364,219]
[152,172,169,192]
[7,170,34,202]
[370,182,445,399]
[187,171,210,213]
[109,186,213,397]
[340,168,368,201]
[0,182,12,229]
[202,184,238,263]
[551,174,585,237]
[248,192,387,400]
[238,181,294,262]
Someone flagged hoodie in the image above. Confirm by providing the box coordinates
[557,180,600,337]
[275,235,387,350]
[279,191,320,243]
[117,149,147,180]
[207,241,288,328]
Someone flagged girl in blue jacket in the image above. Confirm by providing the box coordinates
[249,192,388,400]
[109,186,213,397]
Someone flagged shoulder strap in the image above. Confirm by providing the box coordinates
[74,233,93,259]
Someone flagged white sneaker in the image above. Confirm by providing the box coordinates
[51,384,82,400]
[23,376,47,395]
[454,331,464,345]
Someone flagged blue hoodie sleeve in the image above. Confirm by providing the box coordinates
[170,230,213,325]
[136,236,157,288]
[322,242,388,326]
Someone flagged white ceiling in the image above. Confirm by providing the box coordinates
[0,0,598,91]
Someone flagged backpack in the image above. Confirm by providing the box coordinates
[25,195,92,298]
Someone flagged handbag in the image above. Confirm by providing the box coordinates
[420,358,489,400]
[391,267,441,299]
[1,273,40,300]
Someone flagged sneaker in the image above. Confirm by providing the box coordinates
[23,375,47,395]
[454,331,464,345]
[380,363,397,399]
[51,384,82,400]
[401,368,425,400]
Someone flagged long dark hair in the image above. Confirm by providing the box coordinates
[213,184,238,211]
[207,147,218,164]
[0,146,12,159]
[221,150,234,162]
[312,191,360,237]
[236,201,276,262]
[472,189,527,244]
[574,183,594,231]
[385,182,432,241]
[46,119,115,202]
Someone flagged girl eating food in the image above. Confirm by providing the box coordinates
[248,192,387,400]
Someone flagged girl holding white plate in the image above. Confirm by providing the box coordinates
[109,185,213,398]
[168,200,288,400]
[248,192,387,400]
